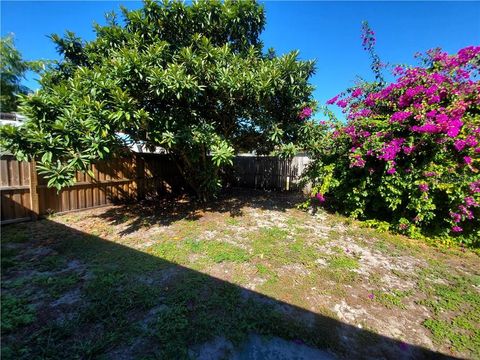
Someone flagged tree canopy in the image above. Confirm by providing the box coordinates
[0,35,39,112]
[0,0,315,199]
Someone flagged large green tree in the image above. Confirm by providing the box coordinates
[0,35,40,112]
[0,0,315,199]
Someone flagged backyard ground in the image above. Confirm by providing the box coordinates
[1,189,479,359]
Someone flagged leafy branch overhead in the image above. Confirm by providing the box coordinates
[0,0,315,199]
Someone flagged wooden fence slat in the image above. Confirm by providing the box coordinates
[29,161,39,218]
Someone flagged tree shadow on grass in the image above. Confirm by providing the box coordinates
[96,188,304,236]
[1,217,460,360]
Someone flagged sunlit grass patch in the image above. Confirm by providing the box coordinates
[328,255,359,270]
[372,289,411,309]
[149,236,251,266]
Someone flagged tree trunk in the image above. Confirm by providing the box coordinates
[173,151,210,202]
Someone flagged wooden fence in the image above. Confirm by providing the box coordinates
[0,153,185,224]
[1,154,309,225]
[232,155,309,191]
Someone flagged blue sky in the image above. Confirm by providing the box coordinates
[1,1,479,117]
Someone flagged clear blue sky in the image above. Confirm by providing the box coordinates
[2,1,479,117]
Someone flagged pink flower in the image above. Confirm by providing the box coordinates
[464,156,472,164]
[447,126,461,138]
[352,88,363,97]
[452,226,463,233]
[403,146,415,155]
[470,181,480,193]
[386,168,396,175]
[316,193,326,203]
[465,196,479,207]
[450,212,462,223]
[465,135,478,147]
[418,183,429,192]
[411,124,441,134]
[368,293,375,300]
[337,99,348,108]
[458,206,473,219]
[390,111,412,123]
[299,107,313,120]
[326,95,339,105]
[350,154,366,168]
[393,66,404,76]
[378,138,405,161]
[427,95,441,104]
[454,140,466,151]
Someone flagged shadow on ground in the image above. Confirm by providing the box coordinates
[1,211,459,359]
[97,188,303,236]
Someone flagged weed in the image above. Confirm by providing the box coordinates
[1,295,36,333]
[1,247,17,271]
[423,318,479,355]
[417,265,480,357]
[33,273,81,298]
[1,228,29,243]
[328,255,359,270]
[184,238,250,263]
[225,217,240,226]
[373,290,411,309]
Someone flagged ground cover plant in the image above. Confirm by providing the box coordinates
[1,190,479,359]
[0,0,314,200]
[298,24,480,246]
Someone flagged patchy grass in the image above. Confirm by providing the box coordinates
[328,255,359,270]
[415,261,480,354]
[1,294,36,333]
[372,290,411,310]
[1,191,479,359]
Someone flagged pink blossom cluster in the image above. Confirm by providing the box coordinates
[315,192,325,203]
[299,107,313,120]
[326,46,480,237]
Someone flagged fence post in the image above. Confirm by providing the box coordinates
[135,154,146,200]
[29,161,40,219]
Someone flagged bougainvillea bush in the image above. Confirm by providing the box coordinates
[303,45,480,246]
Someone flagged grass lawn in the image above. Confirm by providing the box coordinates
[1,189,479,359]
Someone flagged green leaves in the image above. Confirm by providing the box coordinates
[2,0,314,199]
[36,160,77,191]
[210,140,234,167]
[0,35,41,112]
[158,131,176,149]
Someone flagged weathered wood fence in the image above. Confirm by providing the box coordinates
[0,153,186,224]
[232,155,309,191]
[1,154,309,224]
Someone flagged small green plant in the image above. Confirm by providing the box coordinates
[33,273,80,297]
[328,255,359,270]
[225,217,240,226]
[372,290,411,309]
[1,295,36,333]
